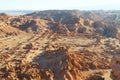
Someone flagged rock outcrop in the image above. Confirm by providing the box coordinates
[1,10,120,80]
[33,47,86,80]
[111,54,120,80]
[0,47,86,80]
[10,16,49,34]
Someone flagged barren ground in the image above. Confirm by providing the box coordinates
[0,33,114,80]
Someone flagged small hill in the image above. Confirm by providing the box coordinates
[0,14,26,37]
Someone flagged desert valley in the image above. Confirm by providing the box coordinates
[0,10,120,80]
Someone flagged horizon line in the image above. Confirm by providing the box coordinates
[1,9,120,11]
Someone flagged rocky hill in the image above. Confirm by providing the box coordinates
[26,10,120,38]
[0,10,120,80]
[1,10,119,38]
[0,13,27,37]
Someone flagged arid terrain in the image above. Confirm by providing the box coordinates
[0,10,120,80]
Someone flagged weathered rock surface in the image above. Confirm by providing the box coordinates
[34,47,86,80]
[111,54,120,80]
[0,47,86,80]
[1,10,120,80]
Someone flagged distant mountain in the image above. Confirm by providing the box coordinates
[26,10,120,38]
[0,10,35,15]
[1,10,120,38]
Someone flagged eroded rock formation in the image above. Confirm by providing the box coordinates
[0,47,86,80]
[111,54,120,80]
[33,47,86,80]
